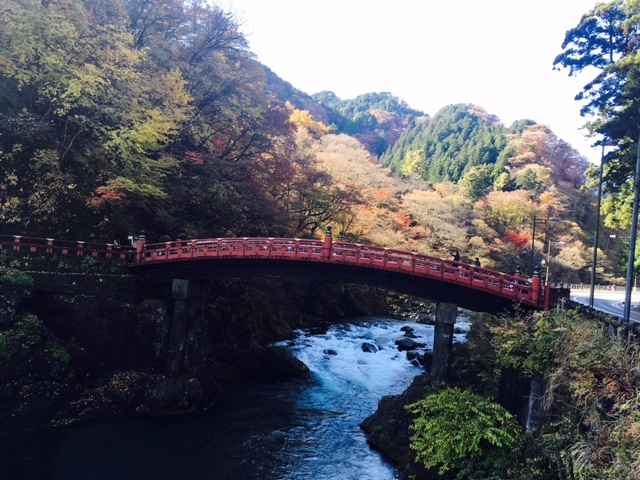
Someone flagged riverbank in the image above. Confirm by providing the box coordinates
[0,272,397,437]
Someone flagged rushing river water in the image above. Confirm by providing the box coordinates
[0,317,468,480]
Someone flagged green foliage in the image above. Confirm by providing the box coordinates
[0,333,11,361]
[81,256,99,273]
[311,91,425,156]
[0,314,70,365]
[490,312,559,375]
[554,0,640,230]
[459,164,494,201]
[469,307,640,479]
[380,104,508,184]
[14,314,44,346]
[406,387,522,477]
[0,268,34,287]
[47,340,70,364]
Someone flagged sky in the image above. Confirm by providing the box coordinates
[225,0,602,163]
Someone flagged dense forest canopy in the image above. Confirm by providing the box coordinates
[0,0,633,284]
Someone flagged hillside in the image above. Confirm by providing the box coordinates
[0,0,622,284]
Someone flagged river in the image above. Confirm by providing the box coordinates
[0,317,468,480]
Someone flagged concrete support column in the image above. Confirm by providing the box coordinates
[431,302,458,381]
[166,279,211,378]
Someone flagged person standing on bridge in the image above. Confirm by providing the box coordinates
[474,258,481,267]
[451,250,460,262]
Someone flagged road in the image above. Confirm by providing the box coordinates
[570,289,640,323]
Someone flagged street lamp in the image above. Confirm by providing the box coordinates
[529,216,560,275]
[590,139,618,309]
[543,241,565,283]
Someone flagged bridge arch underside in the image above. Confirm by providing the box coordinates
[131,259,529,316]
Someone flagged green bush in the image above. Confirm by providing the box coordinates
[0,268,34,287]
[14,314,44,345]
[47,340,71,363]
[81,256,99,272]
[406,387,522,478]
[0,333,13,361]
[490,312,558,375]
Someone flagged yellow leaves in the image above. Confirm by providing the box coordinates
[4,173,18,187]
[400,150,422,176]
[53,63,109,116]
[289,108,329,137]
[539,191,556,205]
[508,151,537,167]
[107,108,182,159]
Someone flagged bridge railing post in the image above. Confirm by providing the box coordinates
[322,226,333,261]
[136,230,146,263]
[543,282,552,310]
[531,265,541,305]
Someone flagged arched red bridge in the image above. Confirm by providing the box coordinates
[0,232,569,314]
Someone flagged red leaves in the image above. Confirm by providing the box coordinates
[502,229,531,249]
[87,185,127,207]
[184,151,205,165]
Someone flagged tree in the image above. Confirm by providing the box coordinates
[459,164,494,201]
[380,104,508,184]
[475,190,537,236]
[0,0,192,237]
[406,387,522,477]
[554,0,640,229]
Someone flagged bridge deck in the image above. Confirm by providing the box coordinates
[1,234,568,312]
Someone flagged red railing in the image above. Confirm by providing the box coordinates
[136,235,548,309]
[0,234,134,260]
[0,233,565,310]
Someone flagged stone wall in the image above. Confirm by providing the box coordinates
[26,271,142,302]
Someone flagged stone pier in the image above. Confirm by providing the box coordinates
[431,302,457,381]
[166,278,212,378]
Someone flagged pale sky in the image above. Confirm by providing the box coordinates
[226,0,602,163]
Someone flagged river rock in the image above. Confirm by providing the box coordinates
[248,346,310,379]
[145,378,187,410]
[394,337,425,351]
[360,374,435,479]
[361,342,379,353]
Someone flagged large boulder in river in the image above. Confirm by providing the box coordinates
[395,337,425,352]
[361,342,379,353]
[361,374,435,479]
[247,346,310,379]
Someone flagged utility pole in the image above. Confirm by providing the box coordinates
[624,136,640,323]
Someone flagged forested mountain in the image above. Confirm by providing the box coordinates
[311,91,425,156]
[0,0,618,283]
[381,104,508,183]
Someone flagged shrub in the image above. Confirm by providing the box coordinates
[0,268,34,287]
[47,340,71,363]
[490,312,558,375]
[406,387,522,477]
[0,333,13,361]
[81,255,99,272]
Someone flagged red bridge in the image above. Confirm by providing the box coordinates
[1,232,569,314]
